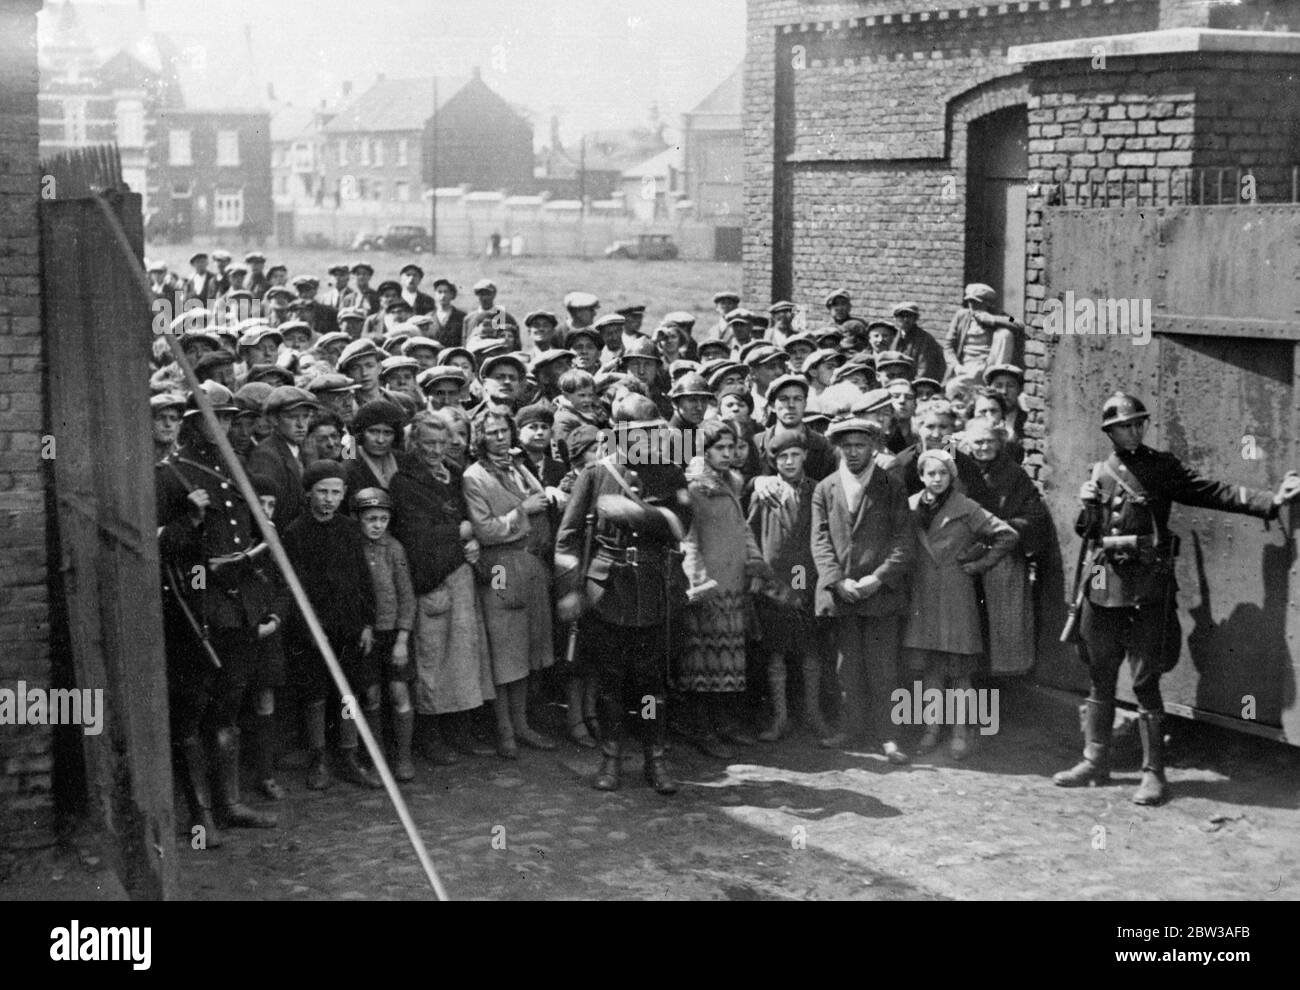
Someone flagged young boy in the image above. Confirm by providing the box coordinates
[747,428,823,741]
[281,460,379,790]
[352,487,417,781]
[517,402,567,489]
[248,474,290,800]
[552,369,602,467]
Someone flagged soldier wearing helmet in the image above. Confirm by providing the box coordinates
[1054,392,1300,806]
[554,394,692,795]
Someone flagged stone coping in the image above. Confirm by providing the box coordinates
[1008,27,1300,64]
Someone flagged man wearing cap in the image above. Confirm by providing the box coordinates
[475,352,529,414]
[184,252,219,304]
[418,366,468,412]
[289,278,337,337]
[753,374,836,483]
[803,348,844,408]
[563,291,600,335]
[426,277,466,348]
[308,373,363,431]
[531,348,575,404]
[565,326,603,374]
[766,301,797,349]
[151,393,186,463]
[554,394,691,794]
[824,288,868,338]
[945,283,1025,385]
[244,252,269,299]
[400,263,436,316]
[1054,393,1300,805]
[194,350,238,391]
[236,325,283,383]
[746,345,789,423]
[660,311,700,362]
[888,302,945,382]
[341,262,376,313]
[261,286,294,327]
[616,305,646,338]
[464,279,519,340]
[707,291,740,343]
[722,308,757,352]
[523,310,559,353]
[156,382,281,843]
[210,250,233,296]
[590,313,625,368]
[874,350,915,387]
[338,337,393,408]
[810,413,915,761]
[318,264,352,309]
[983,363,1029,445]
[247,385,320,529]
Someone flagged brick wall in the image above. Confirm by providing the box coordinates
[0,0,51,838]
[745,0,1160,316]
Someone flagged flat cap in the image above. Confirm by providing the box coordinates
[264,385,320,416]
[328,263,351,276]
[314,331,352,353]
[400,263,424,279]
[243,364,295,387]
[237,324,282,349]
[824,288,851,307]
[417,366,468,391]
[150,392,187,414]
[712,291,740,305]
[337,306,368,323]
[184,380,238,416]
[233,382,274,415]
[531,348,576,372]
[306,372,361,395]
[592,313,626,331]
[563,291,600,310]
[479,352,527,380]
[337,337,385,373]
[767,300,796,314]
[765,373,810,402]
[472,278,496,293]
[379,355,420,378]
[401,335,443,357]
[661,310,696,328]
[524,310,559,327]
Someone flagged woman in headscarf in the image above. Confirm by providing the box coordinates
[963,419,1049,677]
[462,406,559,755]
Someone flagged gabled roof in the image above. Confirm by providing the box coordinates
[322,76,470,135]
[687,65,742,118]
[270,104,320,144]
[621,145,683,179]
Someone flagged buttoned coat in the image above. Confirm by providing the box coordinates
[247,431,308,527]
[811,463,916,618]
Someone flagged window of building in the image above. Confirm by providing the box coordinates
[338,139,348,167]
[65,99,87,145]
[371,181,384,201]
[275,175,289,196]
[397,139,408,166]
[116,100,144,148]
[217,130,240,166]
[171,182,192,198]
[169,129,192,166]
[213,189,244,228]
[394,181,410,202]
[360,139,370,166]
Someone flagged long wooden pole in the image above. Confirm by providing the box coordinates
[99,197,449,901]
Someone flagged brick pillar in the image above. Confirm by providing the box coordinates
[0,0,51,843]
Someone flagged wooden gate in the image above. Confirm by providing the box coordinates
[1040,202,1300,744]
[40,153,176,897]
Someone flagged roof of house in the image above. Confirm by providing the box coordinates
[270,104,320,144]
[321,76,470,135]
[621,145,684,180]
[686,65,742,119]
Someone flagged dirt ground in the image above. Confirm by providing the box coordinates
[146,242,743,329]
[5,683,1297,901]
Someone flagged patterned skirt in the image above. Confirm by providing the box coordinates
[676,590,748,693]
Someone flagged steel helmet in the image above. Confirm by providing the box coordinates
[1101,392,1149,430]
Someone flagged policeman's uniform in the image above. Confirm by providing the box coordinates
[1056,393,1283,805]
[554,396,692,794]
[156,383,280,842]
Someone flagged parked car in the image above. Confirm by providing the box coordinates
[351,225,430,253]
[604,233,680,260]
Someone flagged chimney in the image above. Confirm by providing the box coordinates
[550,115,562,151]
[267,82,276,102]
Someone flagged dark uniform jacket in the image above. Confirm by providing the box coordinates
[554,458,692,628]
[811,462,916,618]
[247,432,308,529]
[156,439,277,631]
[1077,445,1277,607]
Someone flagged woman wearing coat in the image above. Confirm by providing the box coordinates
[387,412,496,764]
[678,420,772,758]
[964,419,1049,676]
[904,448,1018,759]
[342,398,408,508]
[462,407,558,755]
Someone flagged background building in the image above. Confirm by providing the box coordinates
[681,64,743,220]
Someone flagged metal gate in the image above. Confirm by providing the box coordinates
[1040,202,1300,744]
[40,149,176,897]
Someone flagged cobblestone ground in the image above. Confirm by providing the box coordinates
[5,685,1299,900]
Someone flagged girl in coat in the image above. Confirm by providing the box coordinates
[904,448,1018,759]
[678,419,772,757]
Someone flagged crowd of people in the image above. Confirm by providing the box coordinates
[150,247,1058,846]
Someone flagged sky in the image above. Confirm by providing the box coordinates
[53,0,747,145]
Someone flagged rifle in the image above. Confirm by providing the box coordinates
[163,561,223,670]
[1059,535,1092,645]
[564,508,598,665]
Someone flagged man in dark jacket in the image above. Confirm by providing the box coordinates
[247,386,318,529]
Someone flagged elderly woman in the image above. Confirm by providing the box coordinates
[387,412,497,763]
[968,388,1026,463]
[963,419,1049,677]
[677,419,772,757]
[462,407,558,754]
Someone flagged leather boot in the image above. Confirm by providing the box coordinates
[1133,709,1168,806]
[447,710,496,757]
[213,728,278,829]
[177,737,222,848]
[801,657,831,740]
[392,709,415,781]
[1053,700,1113,787]
[253,713,286,800]
[593,738,622,791]
[758,660,789,743]
[640,695,677,793]
[337,747,383,789]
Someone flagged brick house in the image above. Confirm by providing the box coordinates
[682,64,744,220]
[151,107,273,242]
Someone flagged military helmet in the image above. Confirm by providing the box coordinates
[1101,392,1149,430]
[611,393,662,428]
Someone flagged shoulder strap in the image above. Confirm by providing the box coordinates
[601,457,639,500]
[1102,453,1149,504]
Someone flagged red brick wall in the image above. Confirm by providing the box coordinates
[0,0,51,836]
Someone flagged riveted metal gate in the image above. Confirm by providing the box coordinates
[1040,203,1300,744]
